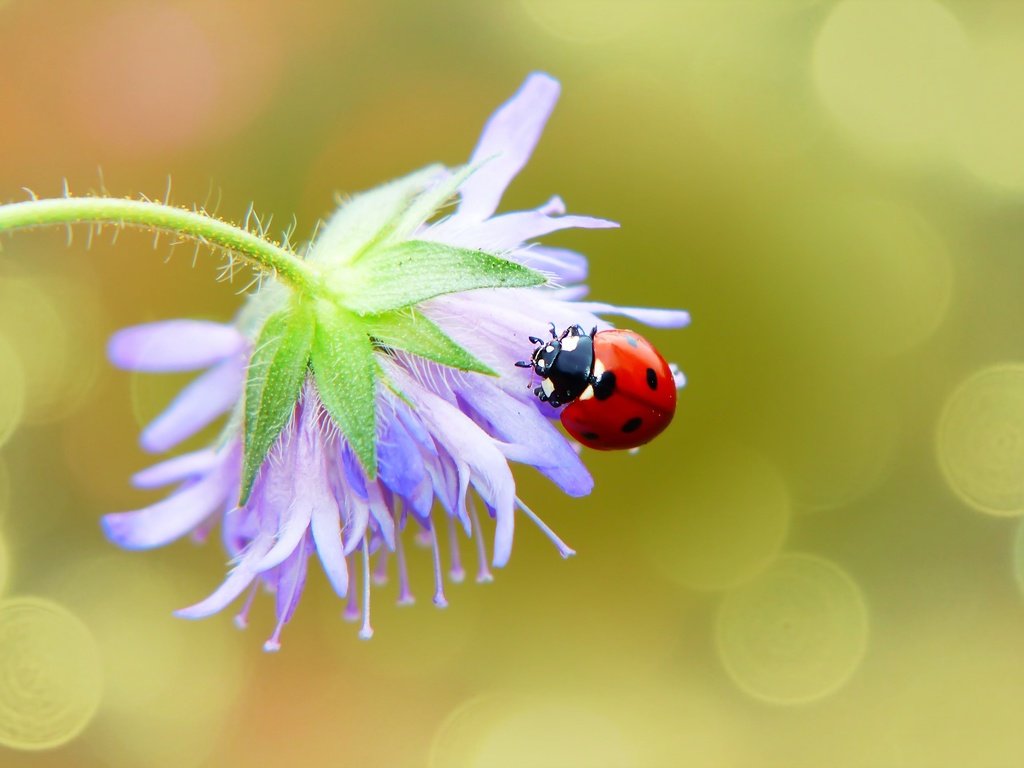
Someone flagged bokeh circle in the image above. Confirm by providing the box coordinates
[938,365,1024,516]
[0,597,103,750]
[715,553,869,705]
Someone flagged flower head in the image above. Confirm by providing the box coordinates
[104,73,689,650]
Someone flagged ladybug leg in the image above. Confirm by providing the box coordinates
[590,325,597,338]
[533,386,549,402]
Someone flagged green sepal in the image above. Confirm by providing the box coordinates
[240,299,316,504]
[337,240,546,315]
[366,308,496,376]
[310,301,379,478]
[309,164,443,267]
[386,163,478,243]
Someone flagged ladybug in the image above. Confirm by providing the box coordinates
[515,323,676,450]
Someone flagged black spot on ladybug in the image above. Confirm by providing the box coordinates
[622,417,643,433]
[646,367,658,390]
[582,431,600,441]
[626,336,639,348]
[593,371,617,400]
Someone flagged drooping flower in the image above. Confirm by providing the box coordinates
[104,73,690,650]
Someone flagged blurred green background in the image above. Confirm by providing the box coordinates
[2,0,1024,765]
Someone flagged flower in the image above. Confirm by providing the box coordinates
[104,73,690,650]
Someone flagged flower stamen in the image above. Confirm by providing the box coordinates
[469,498,493,584]
[515,497,576,559]
[358,537,374,640]
[396,516,415,606]
[447,515,466,583]
[343,556,360,622]
[233,582,259,630]
[430,520,448,608]
[373,548,390,586]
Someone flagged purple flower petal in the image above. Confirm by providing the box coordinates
[131,448,220,489]
[452,465,473,537]
[396,404,436,453]
[272,536,309,627]
[392,369,516,567]
[310,489,348,598]
[365,481,396,551]
[457,73,561,223]
[140,355,245,453]
[343,495,370,556]
[515,245,588,284]
[222,499,259,557]
[544,285,590,302]
[254,402,326,570]
[103,452,236,549]
[108,320,246,372]
[430,209,618,252]
[256,497,312,571]
[574,302,691,329]
[341,447,368,500]
[423,446,459,518]
[458,379,593,497]
[175,535,274,619]
[378,407,429,502]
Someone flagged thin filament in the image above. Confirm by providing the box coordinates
[469,497,493,583]
[515,496,576,558]
[359,537,373,639]
[430,518,448,608]
[447,514,465,583]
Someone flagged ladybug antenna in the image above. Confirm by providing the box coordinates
[514,360,532,368]
[515,496,575,559]
[590,326,598,338]
[528,336,544,345]
[548,322,558,339]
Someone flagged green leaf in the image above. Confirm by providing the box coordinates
[367,308,496,375]
[339,240,546,315]
[386,163,478,243]
[308,164,444,267]
[240,300,315,504]
[310,302,379,478]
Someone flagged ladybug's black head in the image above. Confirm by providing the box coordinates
[531,339,562,378]
[515,324,596,407]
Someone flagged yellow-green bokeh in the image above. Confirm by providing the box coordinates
[0,597,103,751]
[715,553,869,705]
[2,0,1024,766]
[0,337,26,450]
[938,365,1024,516]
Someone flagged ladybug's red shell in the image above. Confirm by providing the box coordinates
[560,329,676,450]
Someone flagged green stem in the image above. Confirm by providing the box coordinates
[0,197,316,290]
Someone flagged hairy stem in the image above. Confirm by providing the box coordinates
[0,197,315,290]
